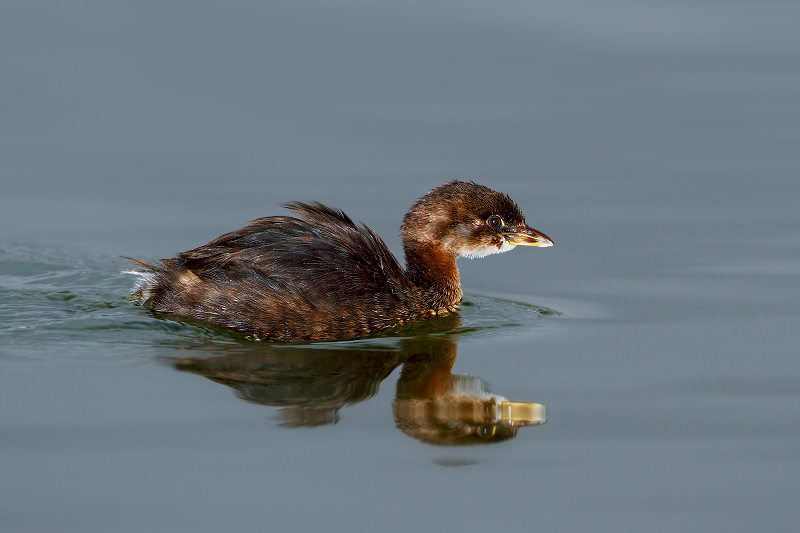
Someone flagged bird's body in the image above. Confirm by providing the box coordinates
[127,181,552,342]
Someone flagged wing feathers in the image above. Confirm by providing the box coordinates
[127,202,413,340]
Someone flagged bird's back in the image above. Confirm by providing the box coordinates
[128,202,420,341]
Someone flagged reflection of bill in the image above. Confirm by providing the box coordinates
[172,336,546,446]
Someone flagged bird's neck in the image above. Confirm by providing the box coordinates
[403,240,463,312]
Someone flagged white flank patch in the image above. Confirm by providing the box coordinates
[122,269,156,297]
[461,240,516,259]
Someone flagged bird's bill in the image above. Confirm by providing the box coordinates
[503,226,554,247]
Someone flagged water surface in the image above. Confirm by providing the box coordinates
[2,1,799,532]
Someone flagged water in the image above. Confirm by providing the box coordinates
[2,1,800,532]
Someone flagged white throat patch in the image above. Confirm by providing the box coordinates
[462,240,516,259]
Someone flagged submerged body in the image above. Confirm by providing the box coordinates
[127,181,552,342]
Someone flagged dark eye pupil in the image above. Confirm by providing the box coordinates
[488,215,501,228]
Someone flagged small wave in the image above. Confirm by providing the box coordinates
[1,243,571,360]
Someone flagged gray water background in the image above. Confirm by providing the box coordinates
[2,1,799,531]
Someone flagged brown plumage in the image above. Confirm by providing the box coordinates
[126,181,552,342]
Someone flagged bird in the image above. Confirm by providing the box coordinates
[126,181,552,342]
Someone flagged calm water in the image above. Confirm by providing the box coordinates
[2,1,799,532]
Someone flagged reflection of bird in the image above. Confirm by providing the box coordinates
[174,346,403,427]
[173,336,547,443]
[127,181,552,342]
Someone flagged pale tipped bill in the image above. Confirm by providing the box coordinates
[503,226,554,247]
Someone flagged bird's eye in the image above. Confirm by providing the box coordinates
[486,215,503,228]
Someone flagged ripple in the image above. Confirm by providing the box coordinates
[1,242,572,360]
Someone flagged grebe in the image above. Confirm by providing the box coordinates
[127,181,552,341]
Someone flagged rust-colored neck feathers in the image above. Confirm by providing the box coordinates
[399,183,473,312]
[402,241,462,311]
